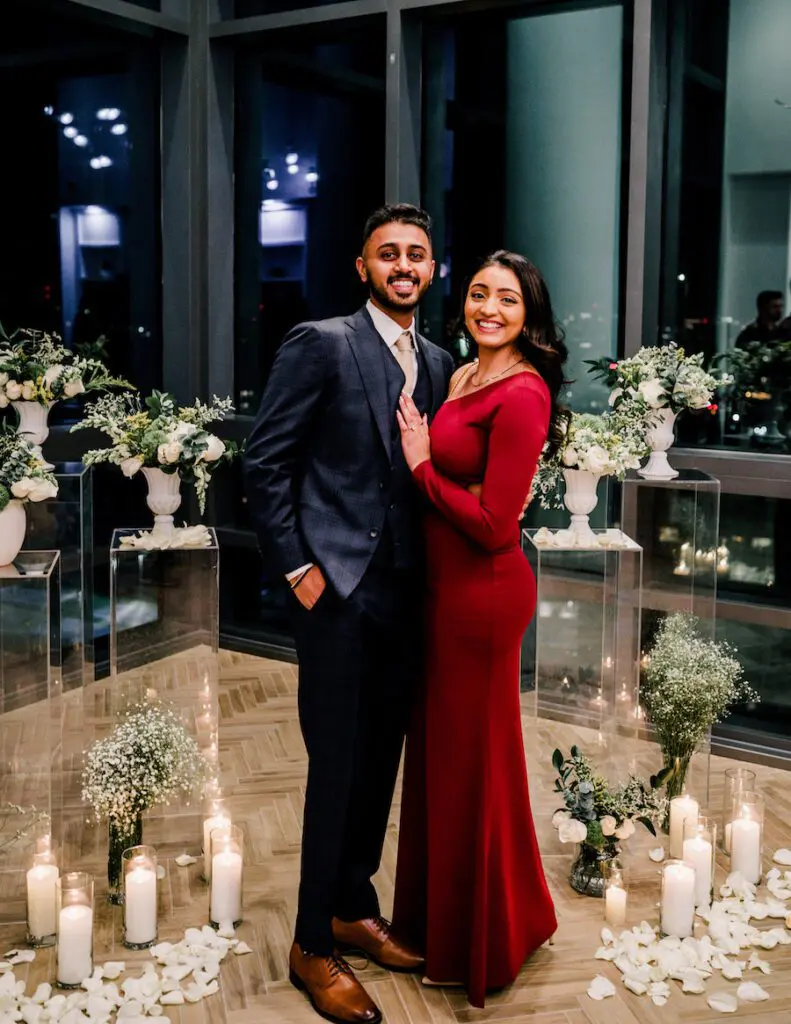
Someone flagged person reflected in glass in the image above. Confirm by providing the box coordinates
[393,251,566,1006]
[735,290,785,348]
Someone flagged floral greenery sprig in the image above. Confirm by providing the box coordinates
[641,614,758,798]
[0,325,131,407]
[551,746,667,851]
[712,338,791,395]
[586,342,730,418]
[0,425,58,512]
[72,390,241,514]
[531,412,649,509]
[82,700,210,834]
[0,803,50,854]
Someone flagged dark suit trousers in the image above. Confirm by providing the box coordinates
[292,566,423,954]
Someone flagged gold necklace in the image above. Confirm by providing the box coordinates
[471,356,525,387]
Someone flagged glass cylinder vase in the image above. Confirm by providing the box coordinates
[729,791,763,884]
[209,824,243,928]
[569,843,617,898]
[56,872,94,988]
[202,788,230,883]
[123,846,158,949]
[26,835,59,947]
[603,863,628,928]
[721,767,756,853]
[107,814,143,904]
[660,860,695,938]
[668,790,699,860]
[682,816,716,908]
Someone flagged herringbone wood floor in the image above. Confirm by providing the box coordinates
[3,648,791,1024]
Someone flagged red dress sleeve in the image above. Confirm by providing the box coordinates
[412,375,550,552]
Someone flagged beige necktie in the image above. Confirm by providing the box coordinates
[394,331,416,396]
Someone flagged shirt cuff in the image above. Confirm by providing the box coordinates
[286,562,314,581]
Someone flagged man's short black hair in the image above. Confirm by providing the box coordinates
[362,204,432,250]
[757,289,783,310]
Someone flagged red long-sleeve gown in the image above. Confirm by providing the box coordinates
[392,371,557,1007]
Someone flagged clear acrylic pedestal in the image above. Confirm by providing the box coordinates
[0,552,61,931]
[620,469,721,802]
[522,530,642,776]
[106,529,219,862]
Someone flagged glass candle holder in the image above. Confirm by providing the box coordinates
[604,864,628,928]
[668,791,699,859]
[202,789,231,883]
[123,846,158,949]
[721,767,756,853]
[26,835,59,947]
[682,815,716,907]
[209,824,243,929]
[729,791,763,884]
[660,859,696,938]
[56,872,94,988]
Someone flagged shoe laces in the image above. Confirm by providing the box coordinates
[372,916,392,938]
[325,953,353,979]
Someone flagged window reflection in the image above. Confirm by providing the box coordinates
[665,0,791,453]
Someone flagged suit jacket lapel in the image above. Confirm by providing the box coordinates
[416,333,446,415]
[346,307,393,463]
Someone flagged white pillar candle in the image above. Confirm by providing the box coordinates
[730,818,762,883]
[605,884,627,927]
[669,794,699,859]
[682,834,713,906]
[661,862,696,938]
[210,850,242,925]
[203,813,230,881]
[124,866,157,946]
[57,904,93,986]
[27,863,59,939]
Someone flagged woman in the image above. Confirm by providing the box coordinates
[392,251,567,1007]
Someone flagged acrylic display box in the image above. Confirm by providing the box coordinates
[102,528,220,861]
[0,552,61,931]
[522,529,643,774]
[620,469,720,801]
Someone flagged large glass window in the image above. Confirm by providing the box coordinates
[0,2,162,404]
[663,0,791,455]
[421,4,626,415]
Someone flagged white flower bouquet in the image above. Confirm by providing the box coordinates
[587,343,730,418]
[72,390,241,513]
[531,412,648,509]
[552,746,667,853]
[0,427,58,511]
[641,614,758,802]
[0,325,130,407]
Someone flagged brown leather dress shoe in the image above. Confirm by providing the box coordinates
[289,943,382,1024]
[332,916,425,972]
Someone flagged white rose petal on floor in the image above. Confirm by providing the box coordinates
[587,975,616,1000]
[707,992,738,1013]
[772,848,791,866]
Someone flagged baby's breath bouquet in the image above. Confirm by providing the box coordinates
[552,746,666,896]
[72,390,240,514]
[82,700,209,898]
[641,614,758,802]
[0,325,129,407]
[587,343,730,418]
[532,412,648,509]
[0,427,58,511]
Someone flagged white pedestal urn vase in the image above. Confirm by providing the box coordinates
[11,400,56,470]
[638,408,679,480]
[0,500,27,566]
[562,469,601,546]
[141,468,181,537]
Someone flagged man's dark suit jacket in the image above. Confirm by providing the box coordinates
[244,305,454,599]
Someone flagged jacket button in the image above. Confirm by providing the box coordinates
[389,502,397,510]
[369,528,379,539]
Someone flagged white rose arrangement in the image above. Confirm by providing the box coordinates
[72,390,241,513]
[552,746,666,855]
[531,412,649,508]
[586,342,731,422]
[0,426,58,512]
[0,325,129,409]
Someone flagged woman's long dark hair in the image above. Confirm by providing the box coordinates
[457,250,570,457]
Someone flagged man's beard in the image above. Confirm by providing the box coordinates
[368,275,428,315]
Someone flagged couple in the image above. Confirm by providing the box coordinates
[244,204,565,1019]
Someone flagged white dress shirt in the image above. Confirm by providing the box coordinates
[286,303,419,582]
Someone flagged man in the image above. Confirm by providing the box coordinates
[244,204,454,1024]
[735,289,785,348]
